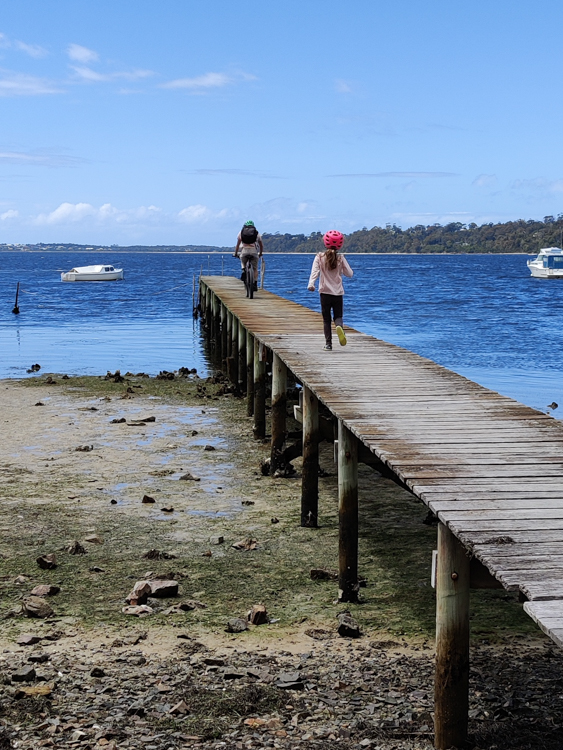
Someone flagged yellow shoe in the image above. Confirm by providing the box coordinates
[336,325,347,346]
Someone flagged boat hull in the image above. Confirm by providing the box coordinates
[61,270,124,282]
[528,264,563,279]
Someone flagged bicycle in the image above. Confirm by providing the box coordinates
[234,254,255,299]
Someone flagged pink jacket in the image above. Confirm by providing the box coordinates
[308,252,353,295]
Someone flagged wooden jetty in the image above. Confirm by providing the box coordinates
[200,275,563,749]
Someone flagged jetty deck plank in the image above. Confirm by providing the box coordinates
[202,277,563,648]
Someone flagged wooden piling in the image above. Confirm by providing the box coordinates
[220,303,227,360]
[301,386,319,527]
[270,354,287,475]
[434,522,470,750]
[338,420,358,602]
[231,316,239,385]
[238,322,246,394]
[253,339,266,439]
[246,329,254,417]
[226,311,233,359]
[12,282,20,315]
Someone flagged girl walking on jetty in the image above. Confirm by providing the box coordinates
[307,230,353,350]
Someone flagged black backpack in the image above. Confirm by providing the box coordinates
[241,225,258,244]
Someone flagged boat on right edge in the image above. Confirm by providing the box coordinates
[527,247,563,278]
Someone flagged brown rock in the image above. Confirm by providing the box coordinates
[36,554,57,570]
[142,494,156,503]
[22,596,54,619]
[30,584,60,597]
[16,634,42,646]
[126,581,151,605]
[247,603,269,625]
[337,611,361,638]
[179,471,200,481]
[149,579,178,598]
[122,605,153,617]
[67,540,87,555]
[226,617,248,633]
[232,538,257,551]
[84,534,104,544]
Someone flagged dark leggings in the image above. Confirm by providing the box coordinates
[320,293,343,344]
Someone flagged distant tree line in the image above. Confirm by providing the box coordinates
[262,216,563,254]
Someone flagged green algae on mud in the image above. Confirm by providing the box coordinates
[0,374,540,645]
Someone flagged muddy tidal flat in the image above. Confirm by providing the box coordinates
[0,374,562,750]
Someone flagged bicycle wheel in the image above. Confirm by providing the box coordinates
[245,262,254,299]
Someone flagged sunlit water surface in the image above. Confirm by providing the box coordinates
[1,251,561,418]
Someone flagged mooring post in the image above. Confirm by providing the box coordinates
[253,339,266,439]
[238,322,246,394]
[246,330,255,417]
[270,354,287,475]
[220,303,227,360]
[338,420,358,602]
[434,522,470,750]
[301,386,319,526]
[213,293,220,345]
[12,282,20,315]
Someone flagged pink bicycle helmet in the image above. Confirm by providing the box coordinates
[323,230,344,250]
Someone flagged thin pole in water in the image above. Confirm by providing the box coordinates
[222,255,224,275]
[207,255,210,275]
[12,282,20,314]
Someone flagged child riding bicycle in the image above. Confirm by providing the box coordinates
[234,220,264,291]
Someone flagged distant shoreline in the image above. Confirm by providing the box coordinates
[0,249,534,256]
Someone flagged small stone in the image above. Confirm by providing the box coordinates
[122,605,153,617]
[210,535,224,545]
[75,444,93,452]
[110,417,126,424]
[90,667,106,677]
[11,665,36,682]
[241,500,255,506]
[271,517,279,524]
[274,672,305,690]
[30,584,60,597]
[336,611,361,638]
[28,653,50,663]
[36,553,57,569]
[226,618,248,633]
[179,471,200,481]
[203,444,215,451]
[67,540,87,555]
[142,494,156,503]
[22,596,54,619]
[84,534,104,544]
[17,634,42,646]
[169,700,189,715]
[161,507,174,513]
[223,669,245,680]
[89,566,105,572]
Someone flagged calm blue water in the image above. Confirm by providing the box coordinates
[1,252,561,417]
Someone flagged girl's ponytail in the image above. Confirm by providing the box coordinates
[324,247,338,270]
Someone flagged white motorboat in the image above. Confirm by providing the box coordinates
[61,264,124,282]
[527,248,563,278]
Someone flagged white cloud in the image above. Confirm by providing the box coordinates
[330,171,459,178]
[14,40,47,58]
[0,150,83,166]
[178,205,235,223]
[0,70,62,96]
[335,78,353,94]
[0,33,9,49]
[162,70,256,91]
[67,43,98,63]
[35,202,163,226]
[472,173,497,188]
[71,65,154,82]
[0,209,18,220]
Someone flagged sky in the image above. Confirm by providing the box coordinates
[2,0,563,247]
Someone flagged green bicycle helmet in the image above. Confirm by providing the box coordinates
[244,220,255,226]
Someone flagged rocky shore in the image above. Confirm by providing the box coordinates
[0,374,560,749]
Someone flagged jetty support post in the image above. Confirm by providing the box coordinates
[226,310,233,359]
[253,339,266,439]
[230,316,239,385]
[338,420,358,602]
[246,330,255,417]
[301,386,319,527]
[270,354,287,475]
[434,522,470,750]
[238,322,247,394]
[220,302,227,360]
[211,292,218,347]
